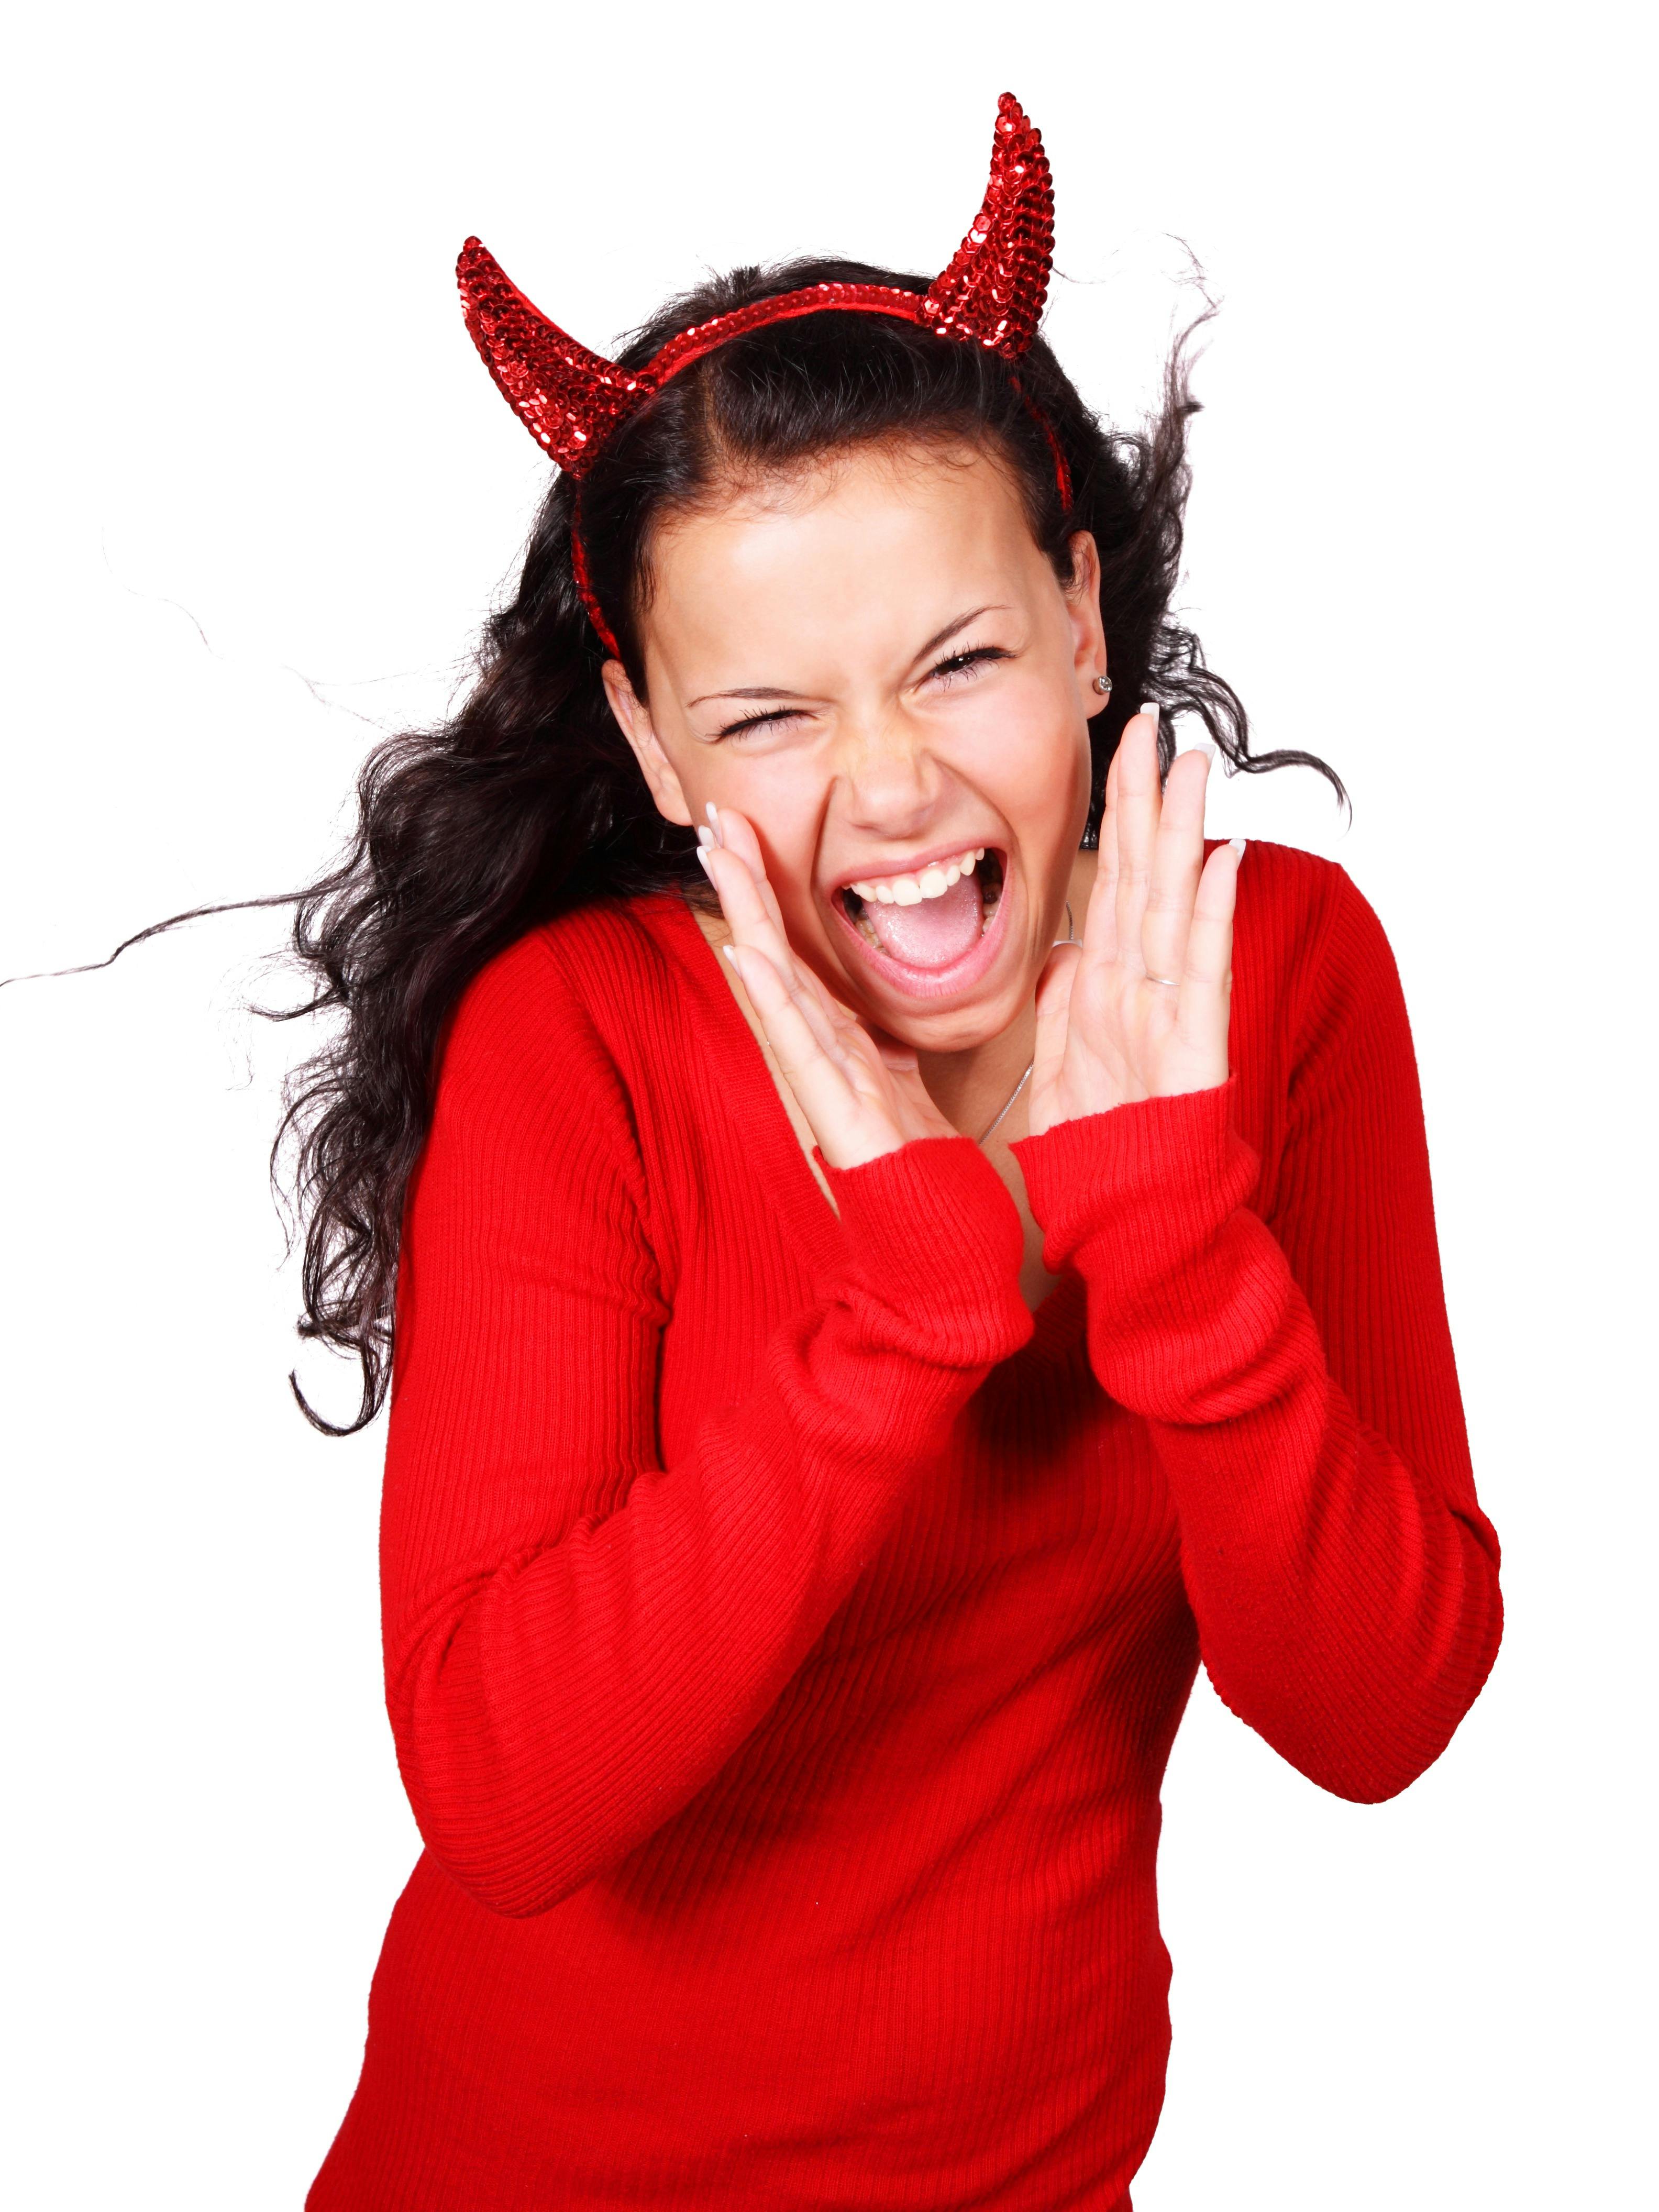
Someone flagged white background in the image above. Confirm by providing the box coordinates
[2,3,1652,2205]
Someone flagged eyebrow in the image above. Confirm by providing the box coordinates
[911,603,1005,667]
[685,604,1008,711]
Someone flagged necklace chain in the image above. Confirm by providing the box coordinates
[976,1059,1034,1147]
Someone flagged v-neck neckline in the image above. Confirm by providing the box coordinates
[647,889,1087,1363]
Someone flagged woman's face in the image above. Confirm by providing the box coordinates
[605,440,1109,1054]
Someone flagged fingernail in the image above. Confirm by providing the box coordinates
[695,824,715,849]
[721,943,739,968]
[705,800,723,845]
[694,845,713,877]
[1140,700,1158,720]
[1230,837,1247,858]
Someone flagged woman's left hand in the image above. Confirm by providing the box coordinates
[1028,707,1242,1138]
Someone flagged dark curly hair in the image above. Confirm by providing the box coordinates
[270,255,1342,1431]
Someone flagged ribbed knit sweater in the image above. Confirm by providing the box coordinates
[307,841,1502,2211]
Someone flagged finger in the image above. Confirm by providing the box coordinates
[707,804,791,941]
[699,840,766,945]
[1083,743,1122,961]
[703,807,849,1039]
[783,963,855,1061]
[713,812,877,1037]
[1175,838,1241,1047]
[1141,746,1210,986]
[728,942,941,1159]
[701,837,867,1091]
[1110,710,1162,975]
[722,941,861,1129]
[1033,941,1081,1089]
[700,838,792,974]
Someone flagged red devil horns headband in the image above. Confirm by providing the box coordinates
[458,92,1065,658]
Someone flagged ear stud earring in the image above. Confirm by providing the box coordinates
[1092,674,1112,698]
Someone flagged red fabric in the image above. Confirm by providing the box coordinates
[307,843,1501,2211]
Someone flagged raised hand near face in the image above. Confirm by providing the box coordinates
[698,805,957,1170]
[1028,708,1241,1137]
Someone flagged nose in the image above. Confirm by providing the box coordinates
[833,704,944,839]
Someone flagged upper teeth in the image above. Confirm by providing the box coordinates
[847,848,987,906]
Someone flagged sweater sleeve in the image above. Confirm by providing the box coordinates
[379,935,1034,1917]
[1010,868,1502,1803]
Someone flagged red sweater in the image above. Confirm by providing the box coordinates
[308,843,1501,2211]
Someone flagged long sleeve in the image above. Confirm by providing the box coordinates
[1011,866,1501,1803]
[379,934,1033,1918]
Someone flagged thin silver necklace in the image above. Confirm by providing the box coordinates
[974,900,1074,1148]
[977,1059,1033,1146]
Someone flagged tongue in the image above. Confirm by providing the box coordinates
[862,873,983,968]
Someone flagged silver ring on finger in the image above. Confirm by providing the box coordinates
[1145,973,1180,987]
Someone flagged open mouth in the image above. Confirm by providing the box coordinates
[831,845,1011,1000]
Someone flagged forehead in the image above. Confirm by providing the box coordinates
[640,441,1044,670]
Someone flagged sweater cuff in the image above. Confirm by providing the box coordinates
[817,1137,1034,1369]
[1010,1080,1259,1291]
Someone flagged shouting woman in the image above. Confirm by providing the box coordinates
[300,95,1502,2211]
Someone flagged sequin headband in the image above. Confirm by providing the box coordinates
[458,92,1066,660]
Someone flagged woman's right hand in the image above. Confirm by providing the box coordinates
[698,804,957,1170]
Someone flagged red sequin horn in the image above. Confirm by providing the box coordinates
[458,93,1060,652]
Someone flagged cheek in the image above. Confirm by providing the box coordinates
[716,752,829,913]
[952,681,1089,831]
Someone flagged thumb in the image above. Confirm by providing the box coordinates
[1033,941,1081,1087]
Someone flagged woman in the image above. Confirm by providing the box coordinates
[301,96,1501,2210]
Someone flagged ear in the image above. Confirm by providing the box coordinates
[601,662,694,827]
[1062,531,1111,717]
